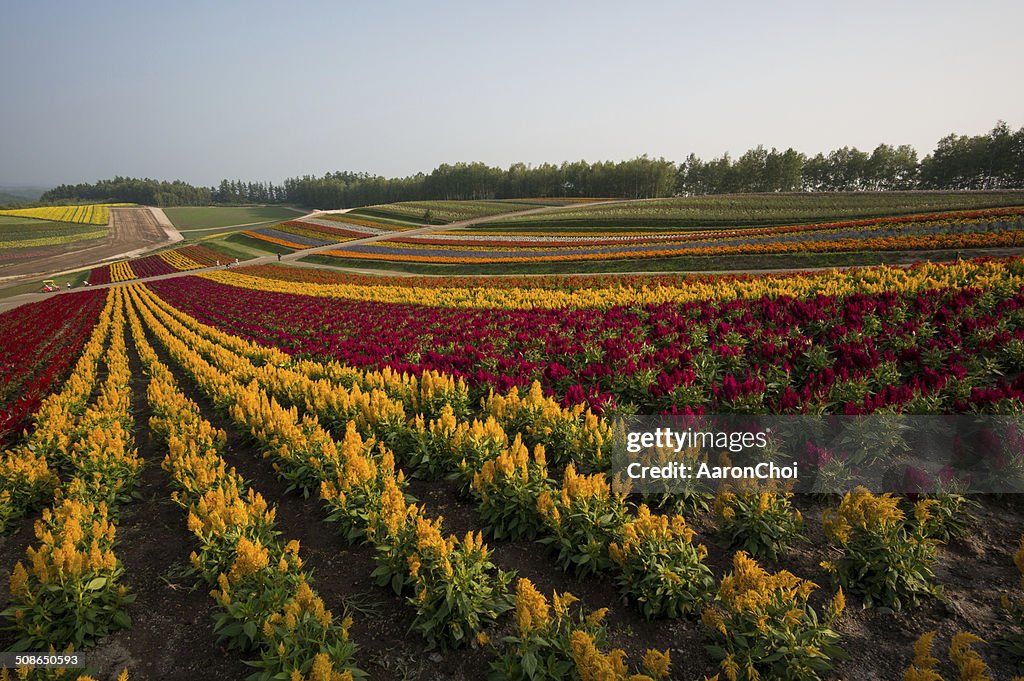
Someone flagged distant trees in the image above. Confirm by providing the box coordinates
[919,121,1024,189]
[672,122,1024,195]
[681,147,806,194]
[212,179,286,203]
[679,143,923,194]
[282,157,679,208]
[39,121,1024,208]
[42,177,213,206]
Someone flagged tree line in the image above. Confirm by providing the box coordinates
[40,121,1024,208]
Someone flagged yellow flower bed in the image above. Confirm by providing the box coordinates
[124,289,361,680]
[199,258,1024,310]
[108,260,136,282]
[0,204,132,225]
[157,250,204,271]
[6,289,139,651]
[0,229,106,250]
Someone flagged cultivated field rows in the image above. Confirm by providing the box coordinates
[1,263,1024,678]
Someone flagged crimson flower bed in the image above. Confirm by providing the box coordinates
[0,289,107,444]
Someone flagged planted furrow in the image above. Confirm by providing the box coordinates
[131,284,718,623]
[125,293,362,680]
[129,285,521,650]
[0,290,117,532]
[3,288,139,661]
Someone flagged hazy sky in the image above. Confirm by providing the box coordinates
[1,0,1021,187]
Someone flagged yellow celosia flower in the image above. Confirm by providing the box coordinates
[515,578,550,634]
[570,630,629,681]
[720,654,740,681]
[642,648,670,679]
[9,563,28,598]
[822,487,904,544]
[228,537,270,581]
[831,587,845,617]
[537,491,560,524]
[948,632,991,681]
[552,590,578,617]
[702,607,728,637]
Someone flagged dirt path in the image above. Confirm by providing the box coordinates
[148,207,183,243]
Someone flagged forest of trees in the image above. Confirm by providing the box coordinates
[40,121,1024,208]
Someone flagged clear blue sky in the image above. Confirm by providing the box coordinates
[1,0,1021,187]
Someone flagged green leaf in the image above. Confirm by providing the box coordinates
[522,651,538,679]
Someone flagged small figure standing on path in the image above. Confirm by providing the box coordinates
[277,253,281,262]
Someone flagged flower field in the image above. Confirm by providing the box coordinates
[88,245,226,284]
[317,208,1024,264]
[149,258,1024,417]
[241,219,370,251]
[351,200,564,225]
[0,216,107,259]
[1,258,1023,680]
[481,192,1024,230]
[0,204,133,226]
[0,290,107,447]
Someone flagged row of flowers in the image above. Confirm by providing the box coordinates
[328,228,1024,263]
[88,245,225,284]
[240,230,313,250]
[125,293,362,681]
[242,219,375,251]
[317,213,419,232]
[276,220,371,242]
[0,228,107,252]
[0,290,106,446]
[3,288,140,663]
[0,290,115,529]
[132,282,1024,679]
[0,204,132,226]
[194,257,1024,310]
[226,263,723,291]
[141,259,1024,417]
[423,207,1024,246]
[242,259,1024,296]
[130,284,516,651]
